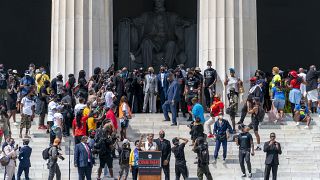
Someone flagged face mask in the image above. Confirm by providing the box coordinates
[159,134,165,138]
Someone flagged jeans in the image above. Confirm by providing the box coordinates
[131,166,139,180]
[239,149,251,174]
[214,138,227,160]
[162,101,177,124]
[264,164,278,180]
[17,166,30,180]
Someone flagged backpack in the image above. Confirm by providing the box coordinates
[119,148,131,165]
[42,147,51,160]
[0,152,9,166]
[198,144,209,165]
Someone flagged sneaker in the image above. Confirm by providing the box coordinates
[170,123,177,126]
[13,122,19,126]
[296,122,300,126]
[248,173,252,178]
[24,135,31,138]
[213,159,217,164]
[241,174,247,177]
[207,134,214,138]
[304,126,309,129]
[255,147,262,151]
[274,120,277,124]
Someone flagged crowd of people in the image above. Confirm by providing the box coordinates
[0,62,319,180]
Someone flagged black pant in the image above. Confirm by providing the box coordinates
[17,166,29,180]
[239,149,251,174]
[204,87,211,108]
[162,164,170,180]
[264,164,278,180]
[78,166,92,180]
[239,102,249,123]
[48,163,61,180]
[131,166,139,180]
[197,165,213,180]
[175,164,188,180]
[62,110,73,136]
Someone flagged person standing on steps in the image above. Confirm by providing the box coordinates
[162,72,180,126]
[192,137,213,180]
[17,139,32,180]
[203,61,217,109]
[248,98,265,151]
[171,137,189,180]
[74,136,94,180]
[212,112,233,163]
[20,90,35,138]
[154,130,171,180]
[235,125,254,178]
[264,132,282,180]
[48,138,63,180]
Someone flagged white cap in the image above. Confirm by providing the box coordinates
[12,70,18,74]
[57,72,62,76]
[123,139,129,144]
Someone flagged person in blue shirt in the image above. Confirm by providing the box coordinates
[213,112,233,163]
[294,100,311,129]
[271,82,286,121]
[19,70,35,97]
[191,97,205,124]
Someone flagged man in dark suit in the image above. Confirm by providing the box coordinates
[17,139,32,180]
[74,136,94,180]
[263,132,282,180]
[154,130,171,180]
[157,65,169,112]
[162,73,180,126]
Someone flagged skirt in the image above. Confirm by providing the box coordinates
[289,88,302,105]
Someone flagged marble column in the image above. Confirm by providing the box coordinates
[50,0,113,79]
[198,0,258,102]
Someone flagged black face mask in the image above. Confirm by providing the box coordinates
[159,134,165,138]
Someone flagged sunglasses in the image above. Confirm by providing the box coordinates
[270,136,276,138]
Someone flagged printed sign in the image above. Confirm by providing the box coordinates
[138,151,162,175]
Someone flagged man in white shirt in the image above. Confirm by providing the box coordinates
[20,92,35,138]
[105,86,116,109]
[298,68,307,97]
[74,97,86,116]
[139,133,158,151]
[48,96,63,143]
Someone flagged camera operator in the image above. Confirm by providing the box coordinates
[94,128,115,179]
[48,138,64,180]
[235,125,254,178]
[192,137,212,180]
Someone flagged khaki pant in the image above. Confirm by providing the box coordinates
[5,165,15,180]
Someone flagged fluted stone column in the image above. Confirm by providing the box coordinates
[198,0,258,102]
[50,0,113,79]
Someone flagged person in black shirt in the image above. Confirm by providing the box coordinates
[203,61,217,108]
[0,64,9,106]
[38,80,50,130]
[192,137,213,180]
[306,65,320,112]
[264,132,282,180]
[171,137,189,180]
[235,125,255,178]
[185,71,201,121]
[154,130,171,180]
[248,98,265,151]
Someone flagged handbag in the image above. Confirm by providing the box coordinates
[0,149,10,166]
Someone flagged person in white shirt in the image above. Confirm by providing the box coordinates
[74,97,87,116]
[298,68,307,97]
[4,138,18,180]
[139,133,158,151]
[53,109,63,140]
[105,86,116,109]
[48,96,63,144]
[20,92,35,138]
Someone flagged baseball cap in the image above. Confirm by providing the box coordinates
[123,139,129,144]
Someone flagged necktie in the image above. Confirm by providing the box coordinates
[84,144,91,162]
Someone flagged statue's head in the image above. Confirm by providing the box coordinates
[153,0,166,12]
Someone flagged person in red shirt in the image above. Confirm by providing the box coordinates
[288,70,303,117]
[205,94,224,138]
[106,104,118,132]
[72,110,89,144]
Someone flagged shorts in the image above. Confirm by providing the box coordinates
[99,156,113,169]
[289,88,302,105]
[20,114,32,129]
[307,89,318,102]
[120,119,129,128]
[273,99,285,110]
[249,120,259,132]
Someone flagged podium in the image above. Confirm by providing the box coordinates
[138,151,162,180]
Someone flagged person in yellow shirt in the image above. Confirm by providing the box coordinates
[36,68,50,94]
[83,103,99,132]
[271,67,281,88]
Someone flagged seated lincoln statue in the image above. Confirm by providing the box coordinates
[115,0,197,70]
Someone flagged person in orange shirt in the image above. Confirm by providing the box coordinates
[72,110,89,144]
[205,94,224,138]
[119,96,132,141]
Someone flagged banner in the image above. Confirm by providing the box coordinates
[138,151,162,176]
